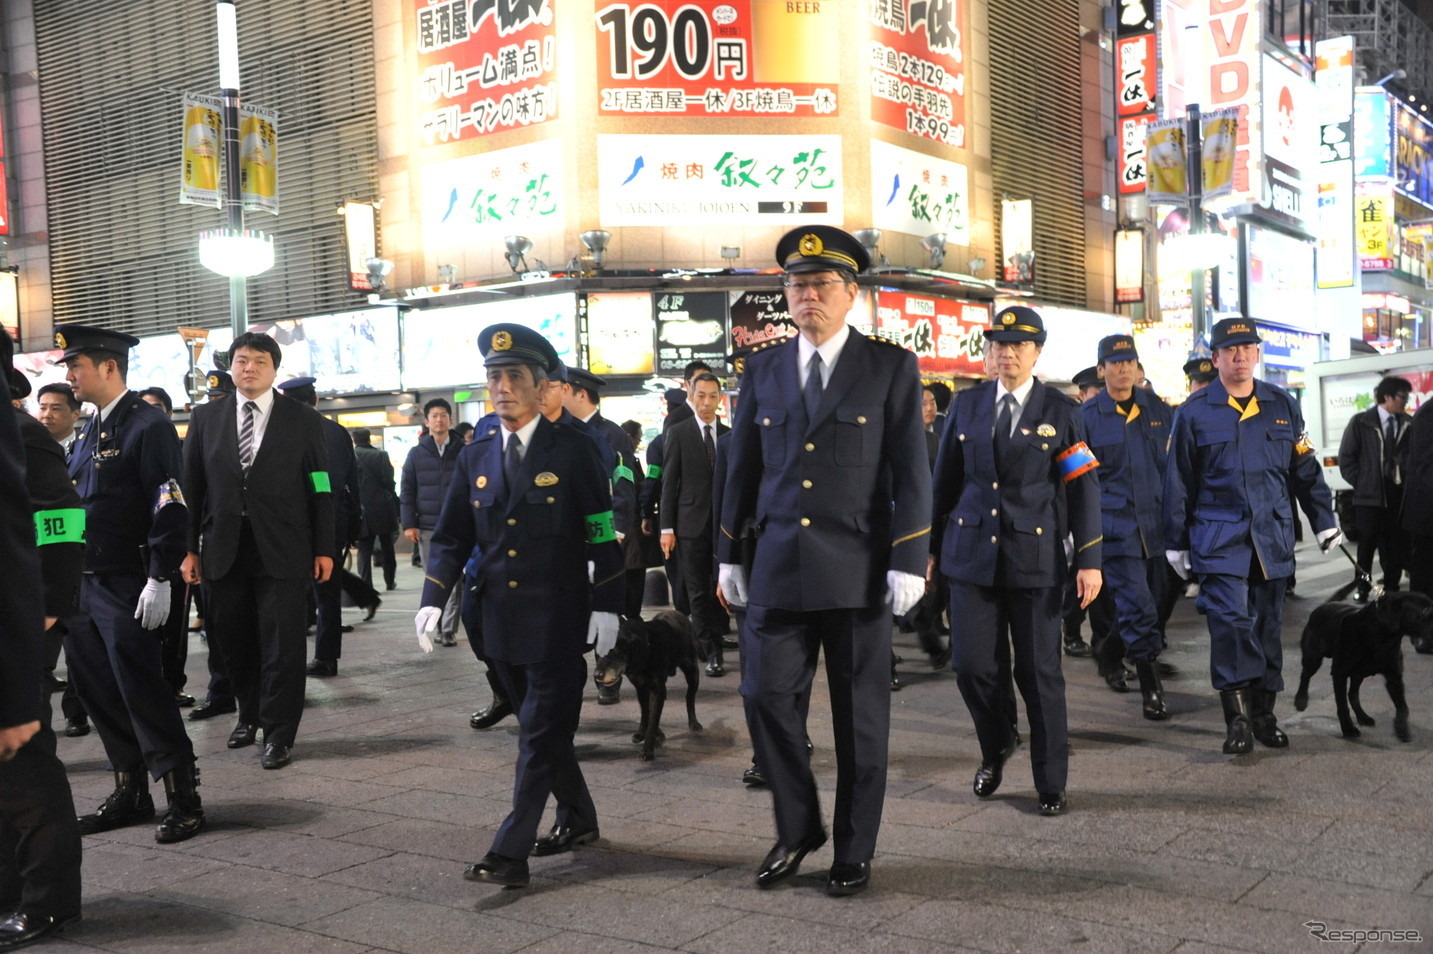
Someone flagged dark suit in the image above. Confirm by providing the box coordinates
[184,392,333,749]
[718,330,931,864]
[585,410,644,616]
[422,416,624,861]
[642,432,688,614]
[661,416,730,650]
[932,379,1102,795]
[354,443,399,589]
[313,414,362,663]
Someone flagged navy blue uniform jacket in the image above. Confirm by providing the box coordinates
[1164,377,1335,579]
[932,379,1102,588]
[0,398,45,728]
[421,416,625,664]
[716,332,932,611]
[1080,388,1172,559]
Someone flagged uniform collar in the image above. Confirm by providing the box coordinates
[994,375,1035,409]
[796,322,851,373]
[97,390,127,423]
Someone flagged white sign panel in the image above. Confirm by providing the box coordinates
[869,139,970,246]
[1245,225,1317,329]
[597,134,842,226]
[1260,55,1317,228]
[422,139,564,248]
[402,295,578,390]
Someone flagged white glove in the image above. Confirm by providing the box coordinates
[587,560,595,584]
[588,611,620,656]
[134,578,171,630]
[1165,550,1192,580]
[1317,527,1345,554]
[1063,534,1075,566]
[413,605,442,654]
[886,570,925,617]
[718,563,748,608]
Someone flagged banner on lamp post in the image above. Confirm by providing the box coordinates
[1145,119,1188,203]
[179,93,222,208]
[1201,108,1241,202]
[239,104,279,215]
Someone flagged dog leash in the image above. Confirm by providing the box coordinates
[1336,543,1376,588]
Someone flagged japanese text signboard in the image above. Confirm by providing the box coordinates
[868,0,967,148]
[870,139,969,245]
[584,291,656,376]
[595,1,838,118]
[654,291,728,375]
[874,291,988,377]
[412,0,558,145]
[1116,34,1156,117]
[728,290,796,354]
[598,134,841,226]
[423,139,563,246]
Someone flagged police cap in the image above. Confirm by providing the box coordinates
[566,366,607,396]
[53,323,139,362]
[1183,356,1217,383]
[206,369,235,396]
[726,348,752,377]
[664,387,687,410]
[1,327,30,400]
[1097,334,1138,364]
[1072,366,1102,390]
[775,226,870,275]
[479,323,560,376]
[1210,317,1261,350]
[278,375,316,391]
[984,306,1047,344]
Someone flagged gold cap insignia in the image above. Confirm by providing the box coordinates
[476,475,488,488]
[1114,340,1132,350]
[207,374,219,388]
[1001,313,1015,325]
[734,357,746,374]
[54,332,67,349]
[798,233,824,257]
[535,472,559,487]
[492,330,513,352]
[1199,360,1212,373]
[1037,423,1057,437]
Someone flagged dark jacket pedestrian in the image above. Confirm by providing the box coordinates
[400,433,462,533]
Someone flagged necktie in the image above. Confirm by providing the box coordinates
[703,423,716,471]
[803,352,824,421]
[239,401,257,472]
[1384,416,1398,482]
[504,432,524,495]
[994,394,1015,463]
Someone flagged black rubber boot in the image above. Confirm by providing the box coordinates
[77,770,155,834]
[1220,689,1254,755]
[1249,688,1289,748]
[1135,660,1169,721]
[155,763,206,844]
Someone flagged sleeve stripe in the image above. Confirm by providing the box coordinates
[892,527,931,547]
[1078,535,1103,553]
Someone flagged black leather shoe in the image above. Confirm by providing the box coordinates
[440,632,457,647]
[469,699,514,730]
[463,851,529,887]
[305,659,337,677]
[63,717,89,738]
[261,743,292,770]
[930,646,952,670]
[385,582,397,591]
[1038,791,1068,816]
[973,737,1018,798]
[741,765,767,787]
[0,911,79,949]
[722,635,739,650]
[597,684,621,705]
[1063,637,1091,657]
[532,824,599,856]
[188,697,236,721]
[1103,669,1130,693]
[890,671,903,691]
[174,692,196,707]
[227,723,259,749]
[77,771,155,834]
[826,861,871,896]
[363,599,381,621]
[756,829,828,888]
[706,660,726,677]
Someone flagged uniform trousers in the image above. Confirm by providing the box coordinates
[487,654,595,861]
[742,603,890,864]
[1104,555,1166,663]
[949,582,1068,794]
[0,719,81,920]
[205,522,309,749]
[1195,572,1288,691]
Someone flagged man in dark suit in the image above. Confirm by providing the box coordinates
[181,333,334,771]
[0,329,83,949]
[352,427,400,591]
[415,323,624,889]
[717,226,932,896]
[641,388,696,616]
[187,371,239,723]
[931,307,1103,818]
[1337,376,1413,601]
[57,324,204,842]
[660,372,731,676]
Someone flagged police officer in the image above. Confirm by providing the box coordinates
[1183,356,1217,395]
[415,324,624,889]
[1061,365,1106,660]
[931,306,1102,818]
[718,226,931,896]
[57,324,204,842]
[1081,335,1174,721]
[1164,318,1340,754]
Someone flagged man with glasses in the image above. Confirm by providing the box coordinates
[1338,376,1414,602]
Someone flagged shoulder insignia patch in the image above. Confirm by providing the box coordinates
[866,334,899,346]
[1294,432,1316,457]
[1036,423,1057,437]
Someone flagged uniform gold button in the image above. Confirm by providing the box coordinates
[473,501,482,508]
[992,481,999,490]
[507,518,517,526]
[763,417,771,426]
[507,549,517,557]
[508,580,518,588]
[546,496,555,503]
[1041,443,1049,450]
[1035,527,1044,535]
[991,509,998,516]
[857,415,867,424]
[805,442,815,451]
[990,535,997,544]
[959,433,966,440]
[802,480,813,489]
[957,518,964,526]
[800,517,811,527]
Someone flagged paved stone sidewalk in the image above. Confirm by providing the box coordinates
[33,545,1433,953]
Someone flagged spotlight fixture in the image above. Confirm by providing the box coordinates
[1373,69,1406,87]
[580,229,612,268]
[504,235,533,274]
[365,257,394,291]
[852,228,883,270]
[921,232,947,270]
[437,264,457,284]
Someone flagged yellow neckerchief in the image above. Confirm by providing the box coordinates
[1115,399,1141,424]
[1227,393,1260,422]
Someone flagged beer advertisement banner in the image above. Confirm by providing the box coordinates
[179,93,222,208]
[868,0,967,148]
[597,134,841,227]
[869,139,970,246]
[1201,108,1240,202]
[1145,119,1187,202]
[874,291,988,377]
[728,290,795,353]
[411,0,558,145]
[240,104,279,215]
[595,1,838,118]
[654,291,727,375]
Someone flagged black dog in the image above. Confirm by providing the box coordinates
[1293,591,1433,742]
[593,611,703,761]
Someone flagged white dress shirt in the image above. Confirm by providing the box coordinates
[993,376,1036,437]
[796,322,851,389]
[235,388,276,456]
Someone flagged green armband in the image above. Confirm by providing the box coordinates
[34,508,86,546]
[585,511,617,544]
[613,464,635,485]
[645,464,662,479]
[309,470,331,493]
